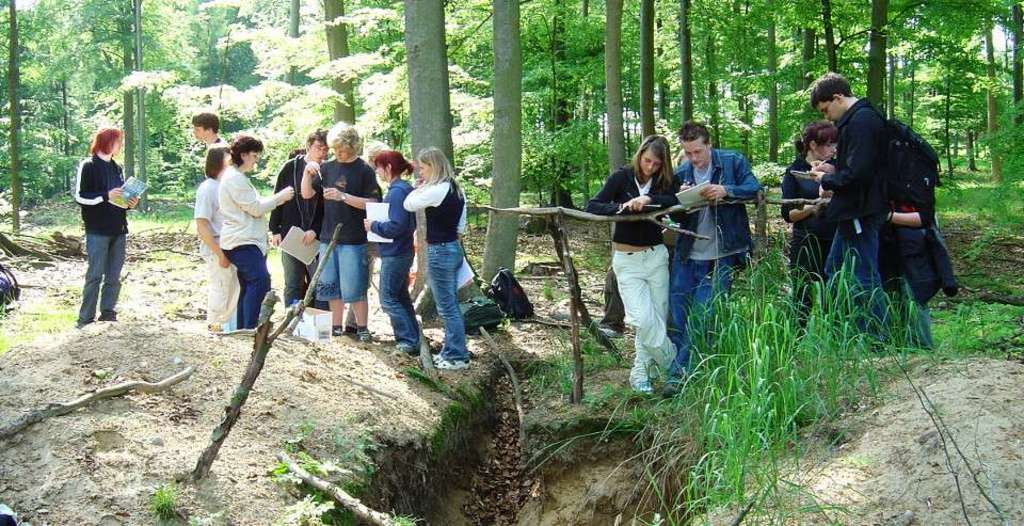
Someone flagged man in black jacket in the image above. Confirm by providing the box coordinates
[269,130,327,307]
[809,73,888,308]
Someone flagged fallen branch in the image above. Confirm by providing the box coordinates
[0,366,195,440]
[479,327,528,458]
[190,225,344,482]
[277,451,402,526]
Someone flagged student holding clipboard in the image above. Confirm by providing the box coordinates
[585,135,680,394]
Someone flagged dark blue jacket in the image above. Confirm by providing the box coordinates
[674,149,761,260]
[370,179,416,257]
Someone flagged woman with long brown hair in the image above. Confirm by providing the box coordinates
[585,135,680,393]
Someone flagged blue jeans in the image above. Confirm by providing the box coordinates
[667,251,741,376]
[825,215,886,332]
[427,242,468,362]
[78,233,126,324]
[224,245,271,329]
[316,243,369,303]
[379,254,420,347]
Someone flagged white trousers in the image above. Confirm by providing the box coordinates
[612,244,675,388]
[204,254,240,326]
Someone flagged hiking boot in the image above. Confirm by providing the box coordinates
[598,324,624,339]
[433,355,470,371]
[98,311,118,322]
[659,374,687,398]
[75,319,93,329]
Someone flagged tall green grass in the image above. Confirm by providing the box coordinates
[635,241,923,525]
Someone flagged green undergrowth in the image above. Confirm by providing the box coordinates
[0,290,77,356]
[604,242,935,525]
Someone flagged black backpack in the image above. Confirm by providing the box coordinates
[488,267,534,320]
[876,109,941,225]
[460,296,505,333]
[0,261,20,311]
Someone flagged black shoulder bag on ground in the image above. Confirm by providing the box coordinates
[488,267,535,320]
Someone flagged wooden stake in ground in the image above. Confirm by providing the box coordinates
[0,366,195,440]
[549,215,585,404]
[277,451,402,526]
[190,225,343,482]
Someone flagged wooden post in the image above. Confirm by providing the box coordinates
[755,190,768,257]
[549,214,585,403]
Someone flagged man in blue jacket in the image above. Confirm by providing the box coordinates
[664,121,761,395]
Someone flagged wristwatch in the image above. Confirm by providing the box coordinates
[340,192,349,202]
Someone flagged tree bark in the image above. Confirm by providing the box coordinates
[582,0,589,17]
[944,75,953,177]
[134,0,147,212]
[288,0,300,84]
[706,32,720,145]
[907,60,916,128]
[325,0,356,123]
[986,21,1003,182]
[7,0,22,233]
[821,0,838,73]
[605,0,626,172]
[404,0,454,299]
[866,0,888,108]
[1013,3,1022,126]
[801,27,815,90]
[887,53,897,119]
[482,0,523,282]
[640,0,655,137]
[967,129,977,171]
[121,14,135,182]
[767,1,779,162]
[61,80,72,191]
[678,0,694,122]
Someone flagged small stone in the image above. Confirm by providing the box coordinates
[172,356,183,366]
[92,370,108,379]
[150,437,165,447]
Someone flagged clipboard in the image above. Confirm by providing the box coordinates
[674,181,710,208]
[280,226,318,265]
[365,202,393,243]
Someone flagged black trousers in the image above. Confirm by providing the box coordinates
[790,232,832,318]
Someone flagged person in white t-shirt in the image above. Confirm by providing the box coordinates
[195,146,239,331]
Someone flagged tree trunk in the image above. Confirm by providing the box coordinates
[821,0,838,72]
[887,53,897,119]
[767,1,779,162]
[985,21,1003,182]
[404,0,454,298]
[134,0,147,212]
[678,0,694,121]
[739,94,752,161]
[706,32,720,145]
[482,0,523,282]
[605,0,626,172]
[582,0,588,17]
[907,60,916,128]
[967,129,978,171]
[1013,3,1022,126]
[640,0,655,137]
[61,80,72,191]
[288,0,300,84]
[944,75,953,176]
[326,0,356,123]
[802,27,815,90]
[7,0,21,233]
[121,16,135,182]
[866,0,888,108]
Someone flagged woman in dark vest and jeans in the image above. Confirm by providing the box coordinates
[404,148,469,370]
[781,121,838,318]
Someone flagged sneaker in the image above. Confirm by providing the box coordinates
[98,311,117,322]
[395,342,419,356]
[433,356,470,371]
[356,328,372,343]
[332,325,345,337]
[75,319,93,329]
[631,380,654,395]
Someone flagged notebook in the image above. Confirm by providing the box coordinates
[280,226,319,265]
[674,181,710,208]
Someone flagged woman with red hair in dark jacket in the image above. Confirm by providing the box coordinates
[74,127,139,328]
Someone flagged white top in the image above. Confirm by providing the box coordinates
[194,178,224,257]
[403,181,467,234]
[218,166,279,254]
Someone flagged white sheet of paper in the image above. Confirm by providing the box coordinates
[675,181,711,208]
[365,202,393,243]
[280,226,319,265]
[457,257,474,288]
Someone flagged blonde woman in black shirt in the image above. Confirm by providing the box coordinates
[585,135,680,393]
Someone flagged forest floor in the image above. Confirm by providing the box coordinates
[1,186,1023,525]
